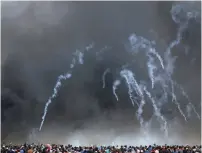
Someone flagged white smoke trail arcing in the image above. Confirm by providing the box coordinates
[39,72,72,131]
[112,79,121,101]
[128,34,165,89]
[120,70,140,107]
[143,87,168,138]
[170,80,187,122]
[102,68,110,89]
[39,44,94,131]
[173,81,201,120]
[147,54,157,89]
[120,69,146,130]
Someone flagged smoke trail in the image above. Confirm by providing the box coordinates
[128,33,165,89]
[171,2,200,25]
[74,50,84,65]
[96,46,112,61]
[143,87,168,137]
[148,48,164,69]
[170,80,187,122]
[39,44,94,131]
[128,33,155,54]
[120,69,145,130]
[124,70,143,98]
[112,79,121,101]
[153,56,187,122]
[120,69,141,107]
[159,3,201,122]
[128,33,164,68]
[173,81,201,120]
[85,43,94,52]
[154,74,187,122]
[167,2,200,60]
[146,48,165,89]
[70,44,94,68]
[70,58,76,69]
[121,4,200,136]
[146,54,157,89]
[137,98,146,132]
[39,72,72,131]
[102,68,110,88]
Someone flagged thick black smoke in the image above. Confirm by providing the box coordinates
[1,1,201,144]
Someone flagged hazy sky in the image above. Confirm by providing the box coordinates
[1,1,201,145]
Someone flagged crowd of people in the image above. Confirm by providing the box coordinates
[1,143,201,153]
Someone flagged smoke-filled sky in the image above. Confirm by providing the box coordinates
[1,1,201,145]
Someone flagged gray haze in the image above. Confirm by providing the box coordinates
[1,1,201,145]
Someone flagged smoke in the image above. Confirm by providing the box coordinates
[1,1,201,145]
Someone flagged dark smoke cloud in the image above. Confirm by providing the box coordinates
[1,1,201,144]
